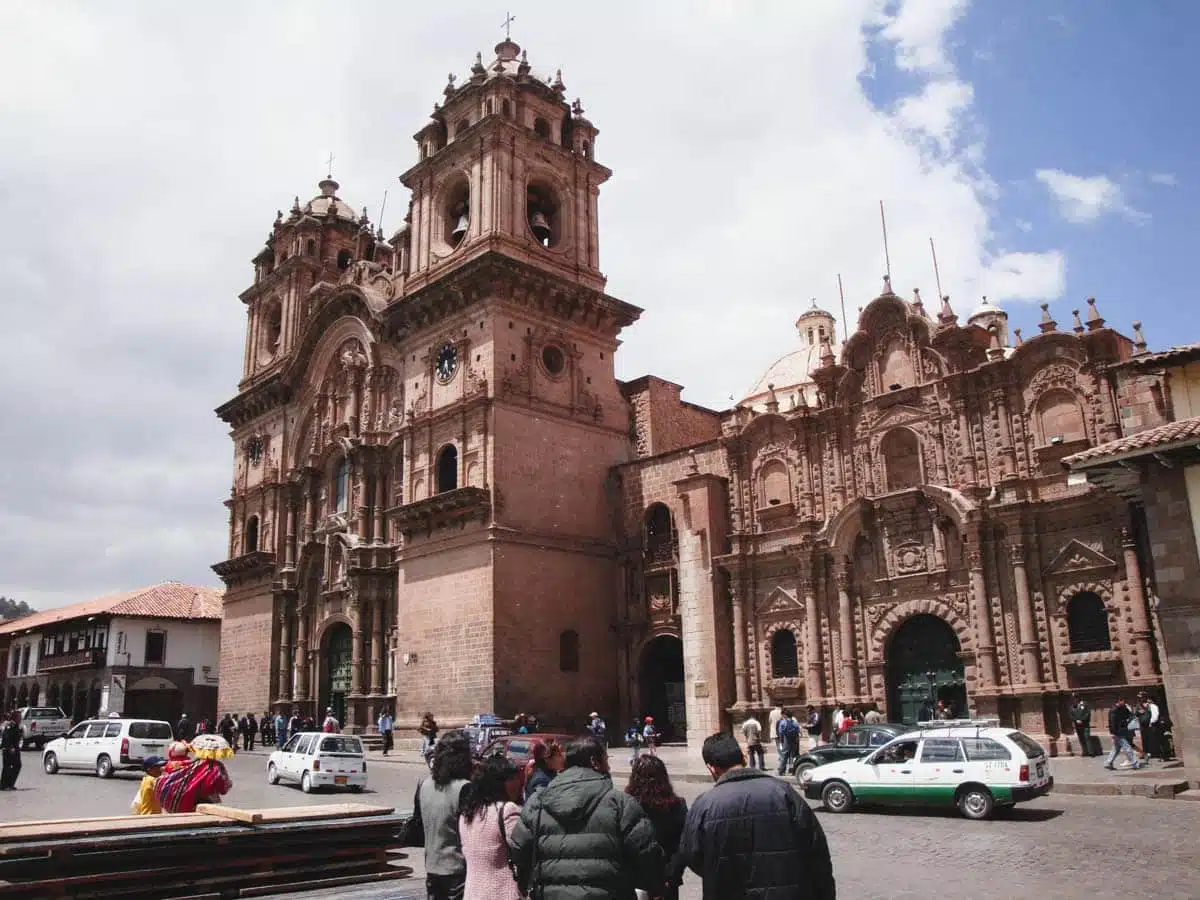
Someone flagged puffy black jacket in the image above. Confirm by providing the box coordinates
[1109,703,1133,736]
[509,766,664,900]
[681,767,835,900]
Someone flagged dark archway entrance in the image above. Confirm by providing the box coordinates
[638,635,685,741]
[320,624,353,726]
[886,614,966,725]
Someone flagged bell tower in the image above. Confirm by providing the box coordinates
[400,36,607,295]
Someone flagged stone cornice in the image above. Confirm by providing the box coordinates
[386,487,491,539]
[212,550,277,585]
[215,374,291,427]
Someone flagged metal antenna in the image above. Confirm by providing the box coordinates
[879,200,892,280]
[837,274,848,339]
[378,189,389,234]
[930,236,944,302]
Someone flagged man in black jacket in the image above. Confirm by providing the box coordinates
[682,732,835,900]
[1103,698,1142,770]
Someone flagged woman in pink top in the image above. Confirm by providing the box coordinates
[459,756,524,900]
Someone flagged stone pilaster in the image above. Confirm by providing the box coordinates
[967,539,998,689]
[1010,543,1040,685]
[729,576,750,708]
[1122,529,1157,683]
[835,562,858,698]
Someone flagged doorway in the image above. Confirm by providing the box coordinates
[638,635,685,741]
[321,623,353,726]
[886,614,966,725]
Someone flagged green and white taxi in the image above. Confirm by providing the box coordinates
[800,719,1053,820]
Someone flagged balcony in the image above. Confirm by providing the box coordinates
[644,539,678,570]
[37,647,107,673]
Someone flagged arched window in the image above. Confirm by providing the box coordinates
[559,629,580,672]
[306,238,316,256]
[1067,592,1111,652]
[644,503,674,565]
[581,140,590,159]
[502,99,512,117]
[880,337,915,391]
[880,428,922,492]
[337,249,353,270]
[1037,389,1087,445]
[244,516,259,554]
[533,117,550,140]
[436,444,458,493]
[771,629,799,678]
[758,460,790,507]
[335,458,350,513]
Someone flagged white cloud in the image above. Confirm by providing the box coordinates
[0,0,1071,608]
[1015,219,1033,232]
[1149,172,1177,186]
[1035,168,1146,224]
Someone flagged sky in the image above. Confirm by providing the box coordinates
[1,0,1196,610]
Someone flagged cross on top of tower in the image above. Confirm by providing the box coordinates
[325,152,336,180]
[501,12,515,40]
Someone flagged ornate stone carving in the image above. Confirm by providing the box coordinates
[894,540,927,575]
[1028,362,1079,397]
[1042,538,1117,577]
[756,586,802,616]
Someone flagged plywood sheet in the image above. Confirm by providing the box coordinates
[195,802,394,824]
[0,813,222,844]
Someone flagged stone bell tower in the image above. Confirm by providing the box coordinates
[384,35,641,728]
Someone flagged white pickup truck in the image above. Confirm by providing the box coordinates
[18,706,72,750]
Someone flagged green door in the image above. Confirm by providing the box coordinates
[322,625,352,726]
[886,614,966,725]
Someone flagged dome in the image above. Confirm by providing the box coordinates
[301,179,360,223]
[741,304,841,413]
[967,296,1006,323]
[446,39,559,97]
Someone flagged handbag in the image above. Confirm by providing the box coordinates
[496,802,520,883]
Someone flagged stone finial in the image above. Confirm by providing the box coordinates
[987,324,1005,360]
[1072,309,1084,333]
[274,210,283,228]
[553,69,565,92]
[686,449,700,476]
[765,383,779,414]
[572,97,585,118]
[1013,327,1023,346]
[291,196,302,216]
[1132,321,1148,354]
[360,206,370,225]
[1038,302,1057,333]
[882,274,894,295]
[1086,297,1106,331]
[820,337,835,367]
[938,294,957,326]
[912,287,924,312]
[518,49,531,76]
[471,52,486,80]
[444,73,456,97]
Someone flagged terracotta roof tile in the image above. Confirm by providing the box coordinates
[1063,416,1200,467]
[0,582,223,636]
[1112,343,1200,369]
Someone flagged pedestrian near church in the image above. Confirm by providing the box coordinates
[740,714,765,770]
[626,755,689,900]
[407,731,473,900]
[0,710,22,790]
[523,739,565,802]
[378,708,395,755]
[322,708,340,733]
[419,712,440,759]
[176,713,196,742]
[1103,698,1143,770]
[775,710,800,775]
[459,756,523,900]
[804,706,822,753]
[1069,695,1093,757]
[510,735,665,900]
[275,711,288,748]
[681,732,836,900]
[588,711,607,744]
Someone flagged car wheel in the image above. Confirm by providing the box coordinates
[349,785,364,794]
[96,754,114,779]
[821,780,854,813]
[301,771,313,794]
[795,761,817,780]
[957,786,994,821]
[267,763,280,785]
[43,752,59,775]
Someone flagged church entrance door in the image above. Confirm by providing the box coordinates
[321,624,352,727]
[638,635,685,741]
[886,614,966,725]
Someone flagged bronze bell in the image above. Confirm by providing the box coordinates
[529,210,551,243]
[450,213,469,243]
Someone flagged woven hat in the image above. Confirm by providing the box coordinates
[189,733,234,761]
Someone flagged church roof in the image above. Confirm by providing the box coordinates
[0,583,224,636]
[301,178,360,223]
[967,296,1006,322]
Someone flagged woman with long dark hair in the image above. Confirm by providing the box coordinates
[522,739,564,801]
[409,730,474,899]
[459,756,523,900]
[625,755,688,900]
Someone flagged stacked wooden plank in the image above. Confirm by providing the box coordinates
[0,803,413,899]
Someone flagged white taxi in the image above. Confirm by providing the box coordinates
[267,732,367,793]
[800,719,1053,820]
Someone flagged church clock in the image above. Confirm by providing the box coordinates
[435,342,459,383]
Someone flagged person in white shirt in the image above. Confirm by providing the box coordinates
[741,715,765,770]
[377,709,394,755]
[831,706,845,734]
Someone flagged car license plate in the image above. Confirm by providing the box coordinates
[335,776,348,785]
[1036,763,1045,778]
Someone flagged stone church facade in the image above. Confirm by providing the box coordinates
[214,36,1167,752]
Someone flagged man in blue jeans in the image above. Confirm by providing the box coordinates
[775,710,800,775]
[1104,698,1143,770]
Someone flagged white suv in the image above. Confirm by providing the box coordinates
[801,719,1053,820]
[41,716,175,778]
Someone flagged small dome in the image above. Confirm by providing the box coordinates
[742,304,842,412]
[967,296,1006,323]
[301,178,359,223]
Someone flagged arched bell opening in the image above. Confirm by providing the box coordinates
[526,181,560,248]
[443,176,470,250]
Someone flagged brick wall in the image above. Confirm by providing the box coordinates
[622,376,722,459]
[493,542,619,730]
[1142,464,1200,767]
[395,537,494,724]
[217,586,275,717]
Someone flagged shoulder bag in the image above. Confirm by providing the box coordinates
[495,802,521,883]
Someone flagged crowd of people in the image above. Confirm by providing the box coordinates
[405,729,836,900]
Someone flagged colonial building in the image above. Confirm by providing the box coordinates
[0,583,222,724]
[214,35,1168,753]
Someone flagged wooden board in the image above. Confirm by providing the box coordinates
[195,802,394,825]
[0,813,223,845]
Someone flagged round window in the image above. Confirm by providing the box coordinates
[542,345,565,375]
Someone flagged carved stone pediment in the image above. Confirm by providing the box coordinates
[871,403,928,431]
[756,586,801,616]
[1043,539,1117,577]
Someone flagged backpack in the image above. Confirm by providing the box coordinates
[779,718,800,740]
[626,727,642,746]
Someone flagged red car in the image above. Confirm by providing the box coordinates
[481,733,576,796]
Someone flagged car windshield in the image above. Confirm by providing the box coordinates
[128,722,173,739]
[320,736,363,754]
[1006,732,1046,759]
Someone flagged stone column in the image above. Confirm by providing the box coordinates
[802,573,825,699]
[967,541,999,688]
[929,505,947,569]
[1122,530,1156,680]
[302,483,315,544]
[284,497,297,569]
[354,459,369,537]
[293,604,310,701]
[835,563,858,698]
[370,597,384,694]
[350,596,364,697]
[373,464,386,545]
[1010,544,1040,685]
[992,388,1017,478]
[730,578,750,707]
[277,609,292,701]
[955,398,977,486]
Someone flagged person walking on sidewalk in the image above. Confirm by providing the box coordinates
[407,731,473,900]
[681,732,835,900]
[1069,695,1093,757]
[1103,698,1143,771]
[378,708,394,756]
[740,714,765,771]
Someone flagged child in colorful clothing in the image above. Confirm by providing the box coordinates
[155,735,234,814]
[131,756,165,815]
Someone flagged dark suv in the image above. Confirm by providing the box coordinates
[791,723,912,778]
